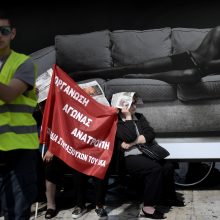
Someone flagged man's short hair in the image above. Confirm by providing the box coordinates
[0,9,15,27]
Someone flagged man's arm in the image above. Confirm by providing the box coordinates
[0,59,35,103]
[0,79,28,103]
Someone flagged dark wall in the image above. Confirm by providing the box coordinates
[8,1,220,54]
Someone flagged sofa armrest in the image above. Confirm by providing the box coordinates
[30,46,56,76]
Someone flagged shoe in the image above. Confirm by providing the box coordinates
[141,208,166,219]
[95,207,108,218]
[45,209,57,219]
[72,206,87,219]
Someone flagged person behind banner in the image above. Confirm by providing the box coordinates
[38,100,77,219]
[0,10,40,219]
[39,64,118,218]
[114,93,184,219]
[39,99,108,219]
[40,97,111,219]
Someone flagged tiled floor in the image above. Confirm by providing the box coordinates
[32,189,220,220]
[31,173,220,220]
[1,164,220,220]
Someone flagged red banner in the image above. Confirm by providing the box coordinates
[40,65,118,179]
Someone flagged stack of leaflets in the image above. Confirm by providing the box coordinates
[35,68,53,103]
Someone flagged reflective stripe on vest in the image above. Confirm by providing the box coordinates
[0,51,39,151]
[0,104,35,113]
[0,125,37,134]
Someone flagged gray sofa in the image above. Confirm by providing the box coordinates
[30,27,220,140]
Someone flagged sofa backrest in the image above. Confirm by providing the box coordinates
[31,27,212,77]
[54,27,213,72]
[171,27,211,54]
[111,28,172,66]
[55,30,112,73]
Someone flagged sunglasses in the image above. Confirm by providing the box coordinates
[0,26,12,36]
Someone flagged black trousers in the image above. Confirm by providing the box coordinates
[0,150,39,220]
[74,171,108,208]
[125,154,176,206]
[45,157,108,208]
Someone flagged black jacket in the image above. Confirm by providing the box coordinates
[116,112,156,144]
[111,112,156,175]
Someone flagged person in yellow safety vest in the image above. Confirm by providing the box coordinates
[0,10,40,220]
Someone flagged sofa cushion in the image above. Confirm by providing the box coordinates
[55,30,112,73]
[171,28,211,54]
[137,99,220,134]
[105,78,177,102]
[30,46,56,77]
[177,74,220,101]
[111,28,172,66]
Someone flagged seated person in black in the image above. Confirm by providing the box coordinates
[38,101,77,219]
[114,93,184,219]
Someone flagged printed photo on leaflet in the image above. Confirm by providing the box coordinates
[78,80,110,106]
[111,92,136,109]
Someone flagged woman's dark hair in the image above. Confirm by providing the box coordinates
[0,10,15,27]
[133,92,139,102]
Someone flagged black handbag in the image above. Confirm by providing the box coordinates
[136,140,170,160]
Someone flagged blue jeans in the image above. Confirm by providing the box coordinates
[0,150,38,220]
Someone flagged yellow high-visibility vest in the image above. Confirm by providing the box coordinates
[0,50,39,151]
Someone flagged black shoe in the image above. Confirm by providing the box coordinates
[141,209,166,219]
[45,209,57,219]
[95,207,108,218]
